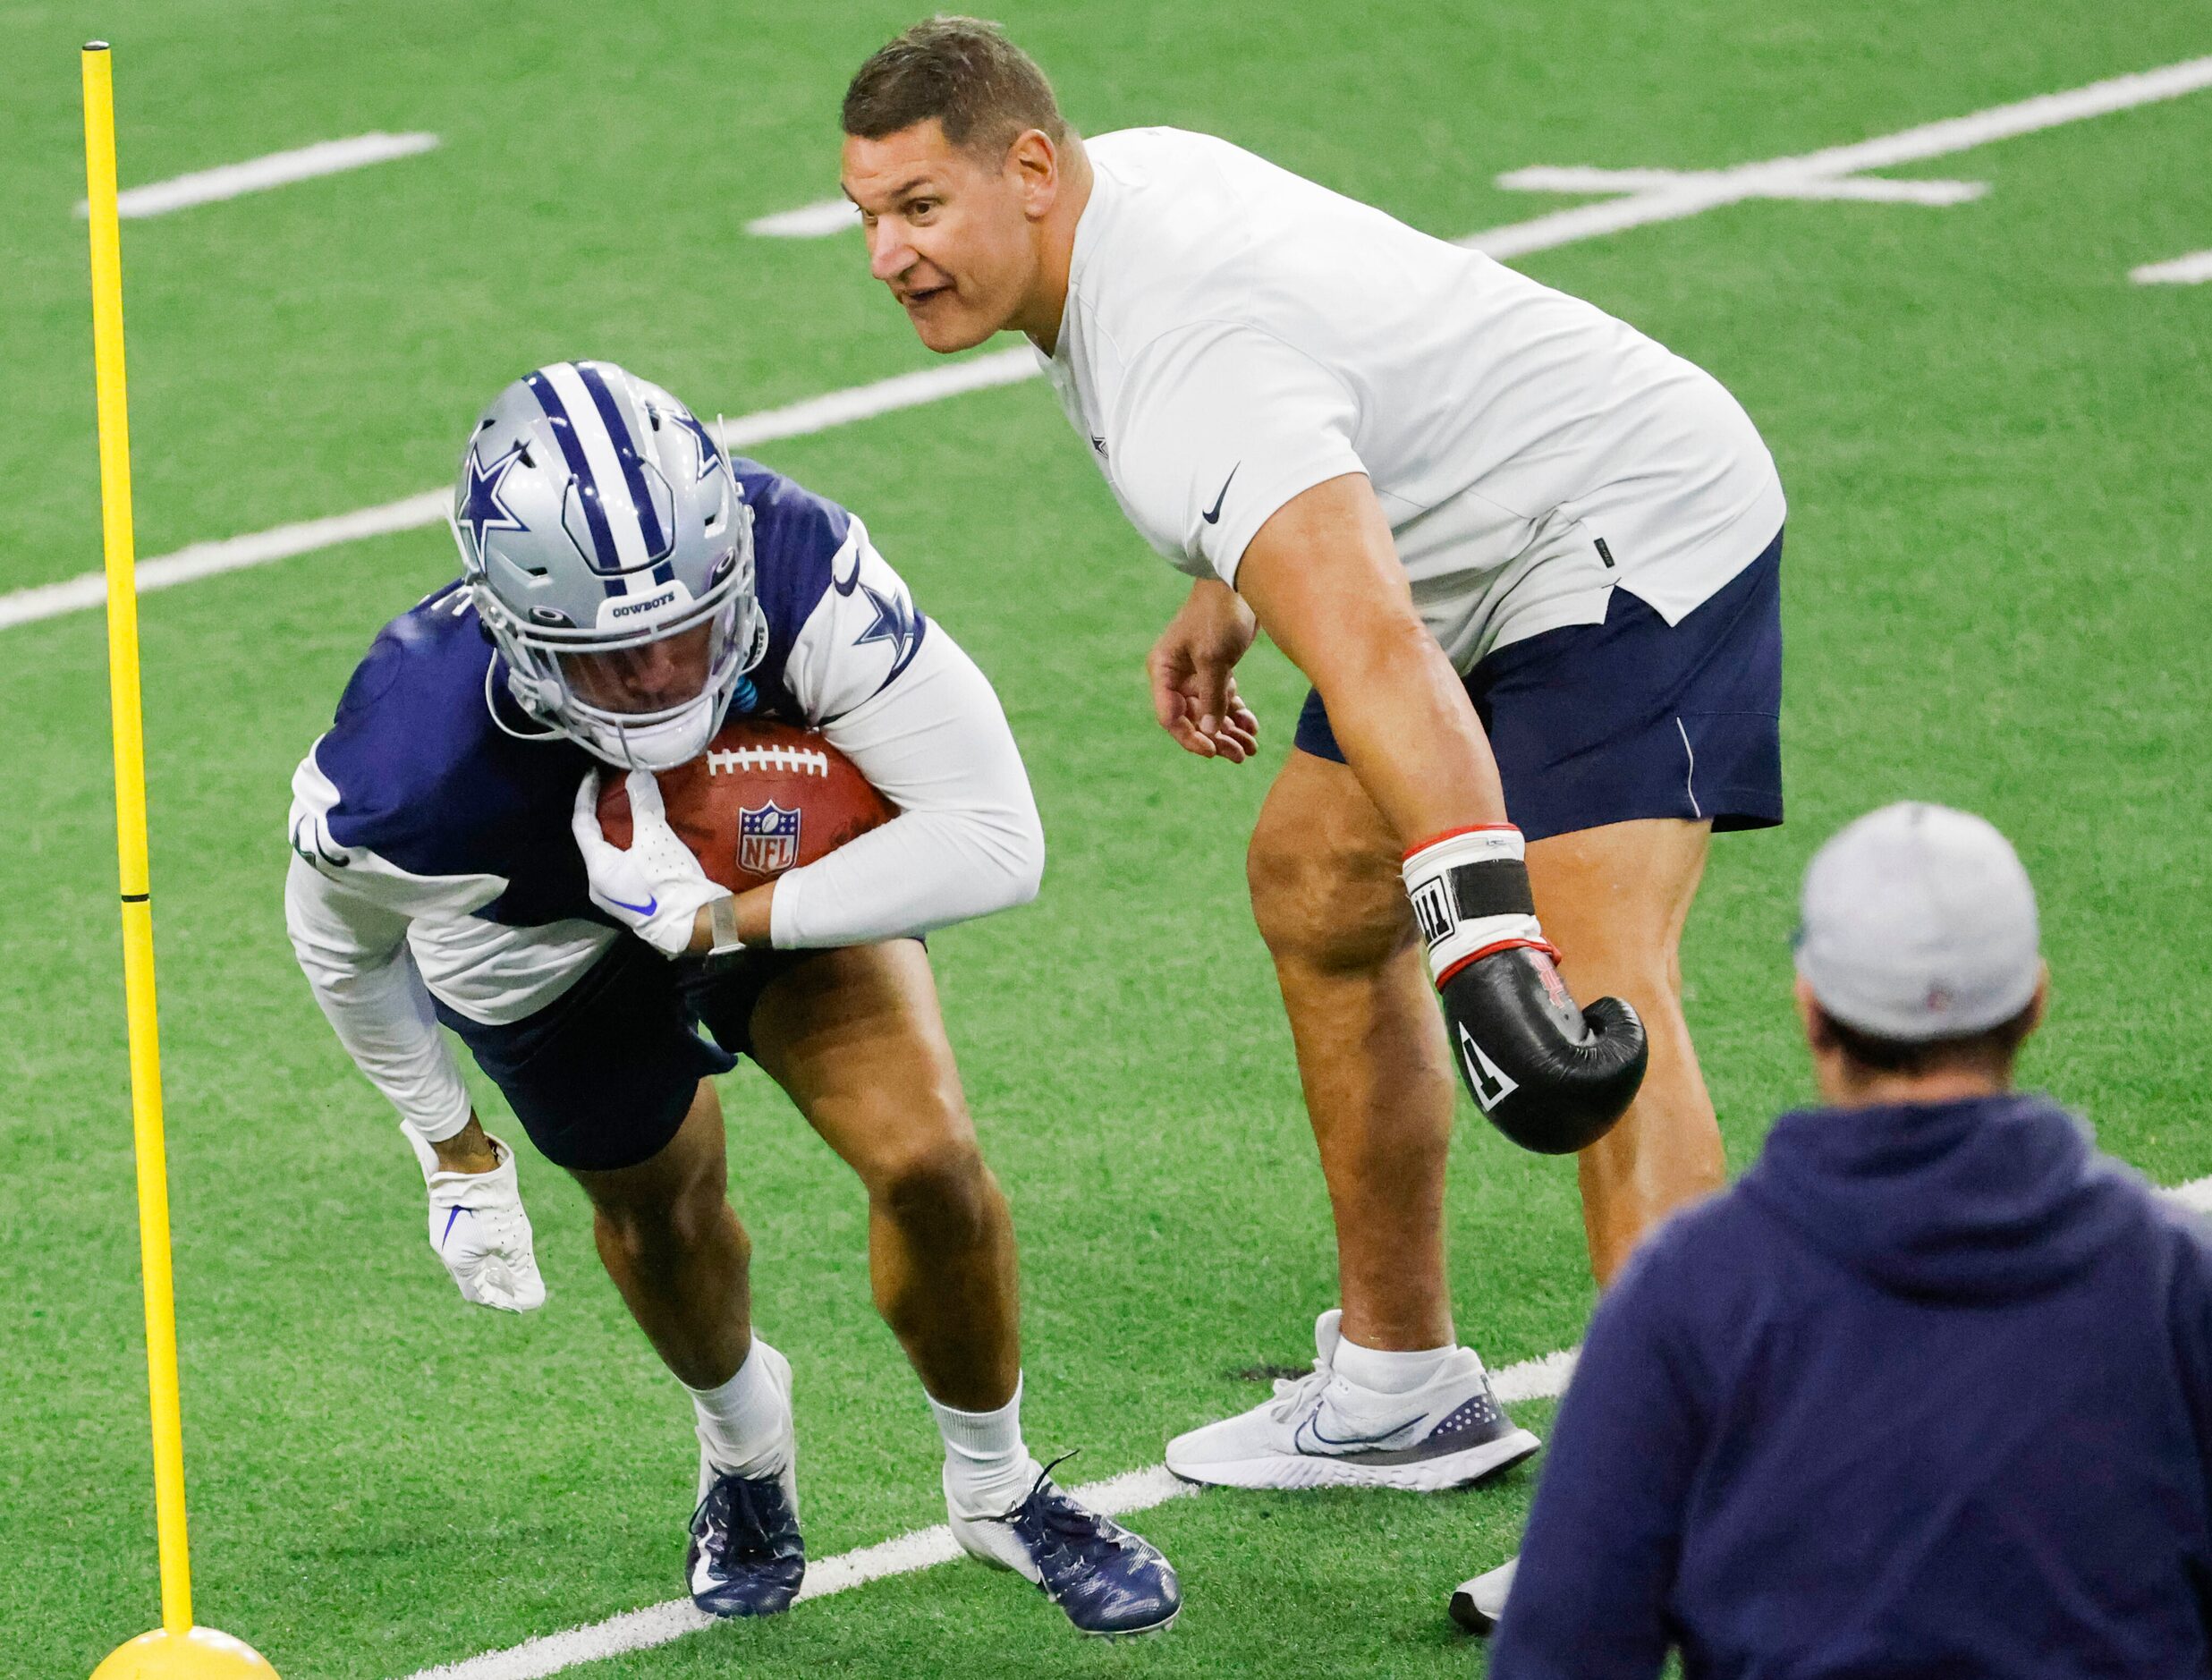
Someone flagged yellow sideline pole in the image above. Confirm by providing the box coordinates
[82,40,275,1680]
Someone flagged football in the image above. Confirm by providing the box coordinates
[596,717,895,894]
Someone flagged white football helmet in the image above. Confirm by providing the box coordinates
[450,360,759,770]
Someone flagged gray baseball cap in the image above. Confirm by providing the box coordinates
[1794,802,2042,1041]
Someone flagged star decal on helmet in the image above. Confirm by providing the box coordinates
[457,443,529,563]
[666,405,726,484]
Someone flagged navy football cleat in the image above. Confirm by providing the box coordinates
[950,1459,1182,1636]
[686,1467,805,1617]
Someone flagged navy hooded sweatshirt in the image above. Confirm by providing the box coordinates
[1490,1093,2212,1680]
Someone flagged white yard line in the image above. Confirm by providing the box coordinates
[2131,248,2212,284]
[404,1464,1197,1680]
[74,132,439,220]
[1464,53,2212,259]
[748,198,861,237]
[397,1169,2212,1679]
[1496,165,1988,206]
[0,490,453,632]
[0,350,1038,634]
[11,54,2212,636]
[1489,1345,1580,1402]
[717,345,1038,450]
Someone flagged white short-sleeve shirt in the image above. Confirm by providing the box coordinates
[1040,128,1787,671]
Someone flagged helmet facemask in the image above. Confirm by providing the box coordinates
[477,542,759,771]
[449,361,761,771]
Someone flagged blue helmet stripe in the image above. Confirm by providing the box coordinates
[576,361,672,564]
[522,369,620,575]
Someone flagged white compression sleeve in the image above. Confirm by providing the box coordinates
[769,628,1045,949]
[284,854,473,1142]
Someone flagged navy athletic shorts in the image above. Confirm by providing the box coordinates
[1294,528,1784,843]
[430,938,826,1174]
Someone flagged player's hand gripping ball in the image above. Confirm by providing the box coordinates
[597,718,896,894]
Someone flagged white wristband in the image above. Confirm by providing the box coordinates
[708,894,744,958]
[1401,826,1547,987]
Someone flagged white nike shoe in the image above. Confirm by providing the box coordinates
[1165,1310,1540,1491]
[1448,1554,1516,1634]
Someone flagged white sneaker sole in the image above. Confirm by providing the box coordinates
[1448,1555,1517,1634]
[1447,1582,1501,1635]
[1165,1424,1541,1492]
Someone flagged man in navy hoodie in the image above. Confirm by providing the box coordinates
[1479,801,2212,1678]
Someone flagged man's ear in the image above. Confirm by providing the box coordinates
[2022,963,2050,1037]
[1007,129,1059,216]
[1793,973,1830,1052]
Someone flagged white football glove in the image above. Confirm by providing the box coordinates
[406,1128,547,1312]
[572,768,731,959]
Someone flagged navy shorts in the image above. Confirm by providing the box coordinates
[1294,529,1784,843]
[431,938,826,1173]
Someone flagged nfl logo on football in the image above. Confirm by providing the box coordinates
[739,801,803,876]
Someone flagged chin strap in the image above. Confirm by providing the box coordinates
[481,658,565,744]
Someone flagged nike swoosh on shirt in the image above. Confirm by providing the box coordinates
[1201,464,1239,524]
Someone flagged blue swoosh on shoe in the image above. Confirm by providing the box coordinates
[1297,1413,1424,1451]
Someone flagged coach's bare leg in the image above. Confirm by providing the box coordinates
[1528,819,1724,1285]
[750,941,1021,1412]
[1248,749,1458,1352]
[570,1082,754,1388]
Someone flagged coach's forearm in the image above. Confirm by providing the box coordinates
[1312,621,1507,843]
[1233,472,1506,844]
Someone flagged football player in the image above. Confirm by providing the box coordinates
[284,360,1179,1634]
[841,19,1784,1511]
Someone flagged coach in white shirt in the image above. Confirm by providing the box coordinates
[841,20,1785,1506]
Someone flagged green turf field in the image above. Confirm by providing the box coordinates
[4,1,2209,1674]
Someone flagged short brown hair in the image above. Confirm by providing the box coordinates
[842,16,1066,156]
[1815,998,2039,1080]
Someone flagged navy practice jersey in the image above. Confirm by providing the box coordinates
[284,457,1009,1037]
[301,462,921,929]
[286,454,1042,1141]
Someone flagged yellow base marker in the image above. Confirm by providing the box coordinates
[81,40,277,1680]
[91,1628,278,1680]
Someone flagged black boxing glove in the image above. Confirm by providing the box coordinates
[1402,826,1648,1154]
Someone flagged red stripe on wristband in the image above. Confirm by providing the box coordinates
[1403,822,1521,863]
[1435,937,1558,989]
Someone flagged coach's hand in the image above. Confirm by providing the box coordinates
[572,769,733,957]
[1148,579,1261,762]
[1402,827,1647,1153]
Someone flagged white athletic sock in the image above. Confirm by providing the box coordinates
[1334,1335,1458,1396]
[684,1339,791,1481]
[929,1376,1038,1519]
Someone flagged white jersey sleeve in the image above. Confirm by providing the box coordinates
[767,523,1044,948]
[1101,324,1367,588]
[284,851,474,1144]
